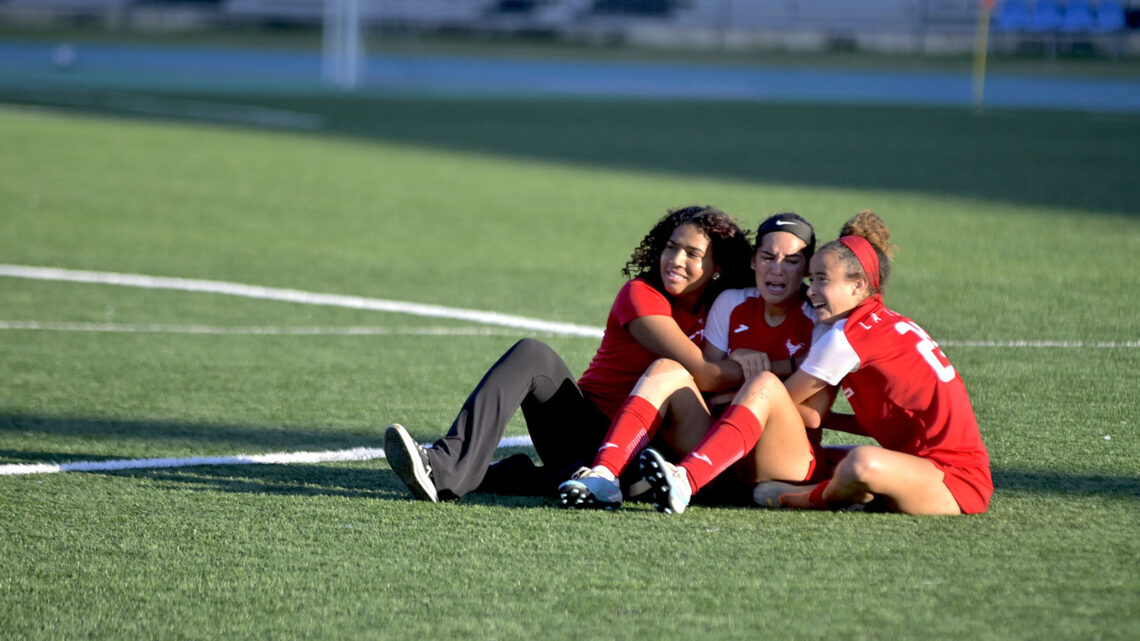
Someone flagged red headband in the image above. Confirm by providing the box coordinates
[838,235,881,292]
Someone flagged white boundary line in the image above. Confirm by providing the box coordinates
[0,264,605,338]
[1,264,1135,346]
[0,321,1135,347]
[0,321,534,337]
[0,435,535,477]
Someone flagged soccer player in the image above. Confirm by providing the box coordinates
[384,205,754,502]
[639,210,993,515]
[557,213,823,509]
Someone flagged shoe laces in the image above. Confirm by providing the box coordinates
[568,466,592,481]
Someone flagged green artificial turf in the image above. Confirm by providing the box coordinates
[0,87,1137,641]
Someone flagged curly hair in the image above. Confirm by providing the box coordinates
[818,209,897,293]
[623,205,753,309]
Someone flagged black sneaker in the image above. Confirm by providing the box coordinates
[384,424,438,502]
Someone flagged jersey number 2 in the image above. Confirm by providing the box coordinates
[894,321,956,383]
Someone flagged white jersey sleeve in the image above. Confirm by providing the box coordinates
[799,320,860,386]
[705,288,753,353]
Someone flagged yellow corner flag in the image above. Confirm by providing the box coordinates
[973,0,997,112]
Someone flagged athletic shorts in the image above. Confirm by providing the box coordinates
[934,461,993,515]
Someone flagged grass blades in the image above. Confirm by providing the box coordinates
[1,90,1138,640]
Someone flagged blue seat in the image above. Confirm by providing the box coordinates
[1061,0,1096,33]
[1093,0,1126,33]
[994,0,1032,31]
[1027,0,1064,32]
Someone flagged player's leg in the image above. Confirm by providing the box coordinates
[732,373,817,484]
[780,446,961,515]
[594,359,709,475]
[641,372,812,514]
[560,359,711,509]
[413,338,592,499]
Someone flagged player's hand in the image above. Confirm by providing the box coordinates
[729,349,771,380]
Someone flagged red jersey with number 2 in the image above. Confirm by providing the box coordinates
[801,297,993,513]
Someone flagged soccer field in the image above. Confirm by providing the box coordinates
[1,74,1138,639]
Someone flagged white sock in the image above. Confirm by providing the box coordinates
[591,465,617,481]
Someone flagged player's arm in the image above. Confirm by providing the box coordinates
[628,315,743,392]
[783,369,834,428]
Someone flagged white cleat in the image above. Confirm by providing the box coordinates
[751,481,807,508]
[638,448,691,514]
[557,467,622,509]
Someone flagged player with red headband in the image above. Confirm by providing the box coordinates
[638,210,993,515]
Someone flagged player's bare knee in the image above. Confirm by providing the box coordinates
[734,372,783,408]
[841,446,886,486]
[645,358,687,376]
[634,359,695,401]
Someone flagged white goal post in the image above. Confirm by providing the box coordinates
[322,0,364,89]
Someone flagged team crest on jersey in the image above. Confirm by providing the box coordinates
[786,339,804,356]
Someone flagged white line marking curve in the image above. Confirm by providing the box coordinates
[0,435,535,477]
[0,264,605,339]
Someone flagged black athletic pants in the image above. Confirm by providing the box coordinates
[425,338,611,500]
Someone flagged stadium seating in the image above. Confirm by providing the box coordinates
[1093,0,1127,32]
[992,0,1130,57]
[1027,0,1064,32]
[994,0,1033,32]
[1060,0,1097,32]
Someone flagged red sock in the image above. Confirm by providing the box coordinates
[808,480,832,509]
[594,395,663,476]
[681,404,764,494]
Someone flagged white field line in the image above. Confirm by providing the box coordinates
[1,265,1135,346]
[0,435,535,477]
[0,321,533,337]
[0,265,605,339]
[0,321,1135,347]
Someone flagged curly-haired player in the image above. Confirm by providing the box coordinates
[385,205,754,502]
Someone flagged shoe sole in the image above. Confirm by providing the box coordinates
[638,449,684,514]
[557,481,620,510]
[751,481,803,508]
[384,424,438,503]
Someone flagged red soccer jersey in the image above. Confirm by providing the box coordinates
[800,297,993,512]
[705,288,813,364]
[578,278,705,419]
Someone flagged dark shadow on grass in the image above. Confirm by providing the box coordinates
[3,89,1138,216]
[0,412,379,457]
[994,468,1140,499]
[102,463,556,508]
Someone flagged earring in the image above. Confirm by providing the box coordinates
[712,273,720,280]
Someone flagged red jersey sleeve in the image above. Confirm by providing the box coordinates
[612,278,674,327]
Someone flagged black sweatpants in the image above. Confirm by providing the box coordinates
[425,338,611,500]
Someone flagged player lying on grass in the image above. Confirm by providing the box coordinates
[557,212,828,509]
[637,210,993,515]
[384,205,755,502]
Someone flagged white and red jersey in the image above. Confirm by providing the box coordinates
[799,297,992,509]
[578,278,706,419]
[705,287,814,365]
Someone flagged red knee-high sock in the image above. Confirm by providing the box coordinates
[594,395,664,476]
[681,404,764,493]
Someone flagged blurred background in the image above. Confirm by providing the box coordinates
[1,1,1137,105]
